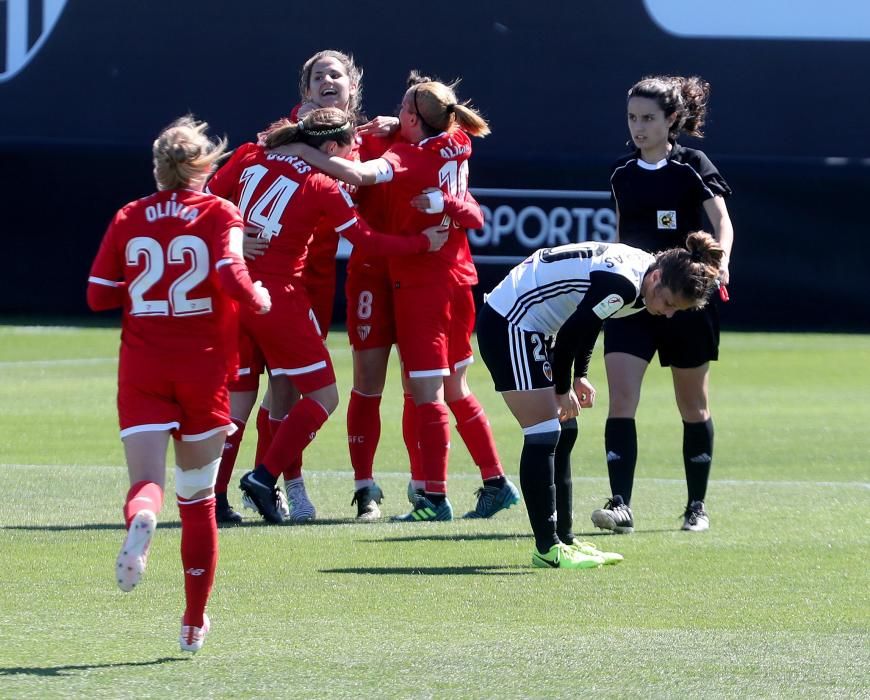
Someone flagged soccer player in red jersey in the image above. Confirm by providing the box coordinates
[212,50,369,525]
[87,116,272,653]
[207,107,447,524]
[213,50,405,524]
[275,74,519,521]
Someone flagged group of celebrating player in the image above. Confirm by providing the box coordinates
[87,49,733,652]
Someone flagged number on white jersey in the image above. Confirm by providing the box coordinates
[126,235,212,317]
[237,164,300,240]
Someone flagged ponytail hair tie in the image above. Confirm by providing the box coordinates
[446,103,456,114]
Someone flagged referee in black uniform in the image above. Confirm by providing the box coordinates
[591,75,735,534]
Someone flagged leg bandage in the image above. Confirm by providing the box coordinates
[175,458,220,499]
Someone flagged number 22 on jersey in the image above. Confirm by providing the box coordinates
[126,235,212,317]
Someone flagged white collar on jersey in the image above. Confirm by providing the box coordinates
[636,157,668,171]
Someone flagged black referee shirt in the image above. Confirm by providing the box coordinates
[610,142,732,254]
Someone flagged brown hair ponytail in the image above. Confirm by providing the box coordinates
[652,231,724,308]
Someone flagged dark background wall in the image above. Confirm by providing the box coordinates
[2,0,868,329]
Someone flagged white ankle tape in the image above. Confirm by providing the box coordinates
[175,458,219,499]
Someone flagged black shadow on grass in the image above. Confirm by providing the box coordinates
[0,656,186,677]
[320,565,531,576]
[360,533,524,543]
[0,518,353,532]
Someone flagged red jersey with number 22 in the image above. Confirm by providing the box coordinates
[88,189,245,369]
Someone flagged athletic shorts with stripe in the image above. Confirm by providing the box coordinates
[238,290,336,395]
[117,349,235,441]
[476,303,554,392]
[393,281,475,377]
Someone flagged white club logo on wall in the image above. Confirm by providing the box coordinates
[1,0,69,83]
[543,361,553,382]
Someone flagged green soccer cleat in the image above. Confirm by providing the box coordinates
[567,540,624,565]
[531,543,604,570]
[392,494,453,522]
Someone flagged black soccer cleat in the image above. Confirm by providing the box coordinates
[351,483,384,520]
[214,493,243,527]
[239,471,285,524]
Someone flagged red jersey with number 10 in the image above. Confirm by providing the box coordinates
[376,129,478,288]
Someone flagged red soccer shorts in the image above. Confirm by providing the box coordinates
[117,349,234,441]
[345,259,396,351]
[304,280,335,341]
[447,284,476,372]
[239,290,336,394]
[229,332,266,392]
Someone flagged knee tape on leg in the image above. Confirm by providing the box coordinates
[175,458,220,499]
[522,419,561,445]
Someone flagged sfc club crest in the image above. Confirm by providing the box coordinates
[1,0,69,83]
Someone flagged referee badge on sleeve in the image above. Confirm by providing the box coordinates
[657,210,677,229]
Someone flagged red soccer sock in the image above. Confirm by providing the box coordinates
[178,495,217,628]
[417,401,450,494]
[282,455,303,482]
[262,397,330,478]
[123,481,164,529]
[215,419,245,494]
[347,390,382,482]
[253,406,272,467]
[403,393,424,484]
[448,395,504,481]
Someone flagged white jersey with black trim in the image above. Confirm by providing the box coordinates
[484,242,654,336]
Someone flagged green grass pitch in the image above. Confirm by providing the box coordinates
[0,323,867,698]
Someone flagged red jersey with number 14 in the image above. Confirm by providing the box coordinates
[376,129,478,288]
[207,142,428,292]
[87,189,245,365]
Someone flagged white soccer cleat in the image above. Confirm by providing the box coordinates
[180,613,210,653]
[116,510,157,592]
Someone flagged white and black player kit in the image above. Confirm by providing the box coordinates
[478,242,654,395]
[606,142,732,368]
